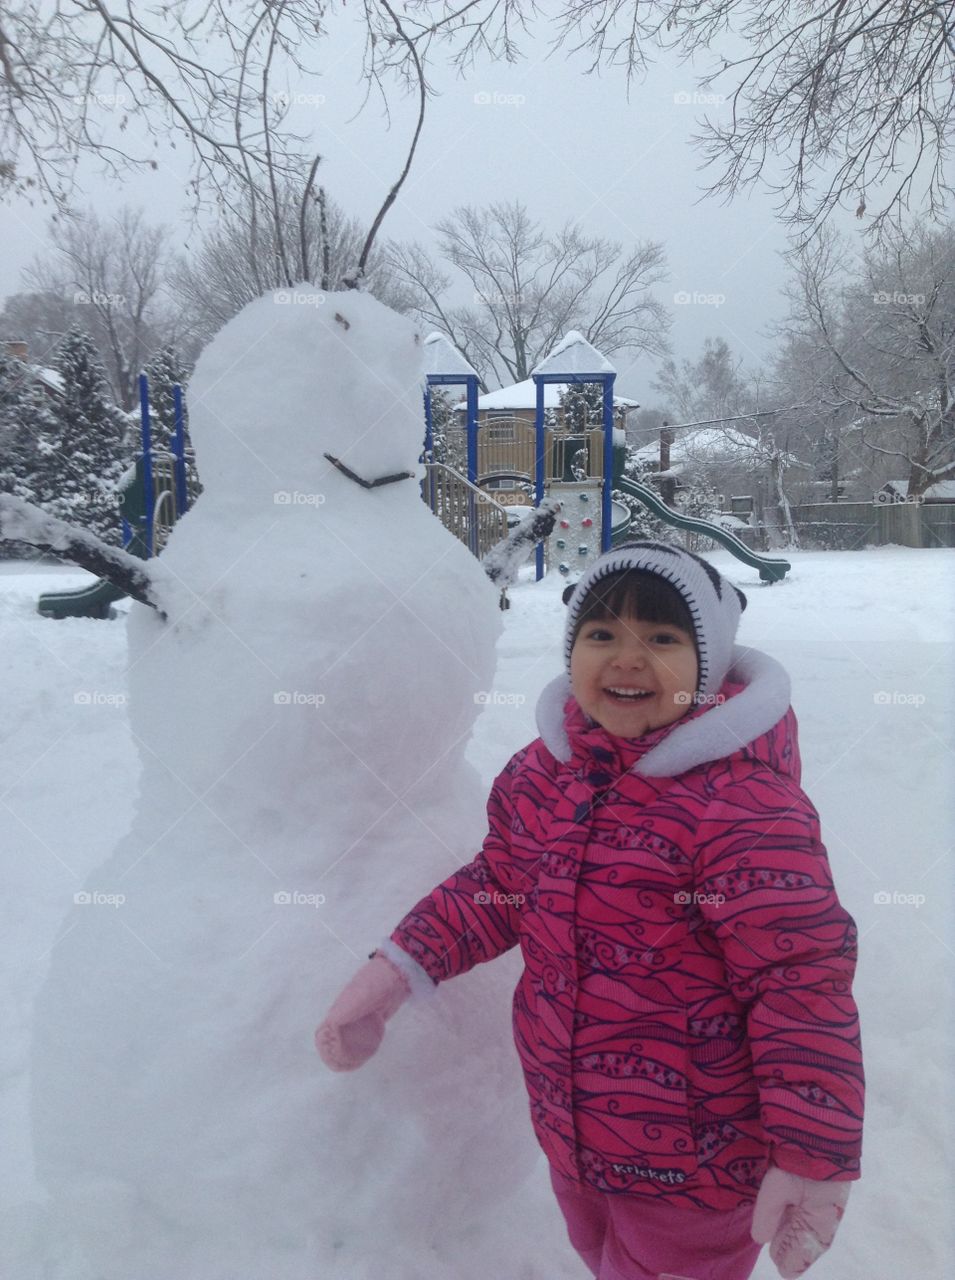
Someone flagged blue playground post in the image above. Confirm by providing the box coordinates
[171,383,190,517]
[535,378,546,581]
[138,373,155,557]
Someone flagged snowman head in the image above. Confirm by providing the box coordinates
[186,288,426,502]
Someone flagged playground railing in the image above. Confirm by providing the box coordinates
[422,461,510,559]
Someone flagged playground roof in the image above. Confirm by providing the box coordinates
[422,332,480,380]
[532,330,616,376]
[455,378,640,412]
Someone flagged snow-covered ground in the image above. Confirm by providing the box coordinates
[2,546,954,1279]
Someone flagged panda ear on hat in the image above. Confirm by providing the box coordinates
[561,583,577,606]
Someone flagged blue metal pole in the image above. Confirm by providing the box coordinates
[602,372,616,552]
[535,376,546,581]
[139,373,155,557]
[466,376,479,556]
[172,383,188,516]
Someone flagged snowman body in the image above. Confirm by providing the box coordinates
[30,292,537,1279]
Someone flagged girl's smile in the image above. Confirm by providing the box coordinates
[569,612,700,739]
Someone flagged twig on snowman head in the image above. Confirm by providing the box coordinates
[0,494,166,616]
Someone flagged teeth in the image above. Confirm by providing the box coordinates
[607,687,651,698]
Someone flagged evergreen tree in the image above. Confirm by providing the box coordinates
[679,473,723,552]
[612,448,673,542]
[142,344,191,449]
[428,389,466,472]
[47,328,130,543]
[558,380,605,432]
[0,350,64,556]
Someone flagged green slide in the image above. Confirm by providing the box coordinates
[616,478,790,583]
[37,574,130,621]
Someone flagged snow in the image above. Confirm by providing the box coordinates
[421,332,480,379]
[882,478,955,501]
[2,294,953,1277]
[631,425,803,472]
[458,377,638,412]
[2,545,953,1278]
[532,329,616,375]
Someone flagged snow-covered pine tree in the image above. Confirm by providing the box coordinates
[142,344,191,450]
[48,328,130,543]
[428,388,467,473]
[679,472,724,552]
[613,448,673,543]
[557,380,604,432]
[0,349,65,557]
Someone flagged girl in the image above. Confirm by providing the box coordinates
[316,541,865,1280]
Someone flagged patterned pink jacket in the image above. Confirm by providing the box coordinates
[385,647,865,1211]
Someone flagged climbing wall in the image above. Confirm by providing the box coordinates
[547,480,604,579]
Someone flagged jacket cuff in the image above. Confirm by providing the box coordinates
[375,937,439,1005]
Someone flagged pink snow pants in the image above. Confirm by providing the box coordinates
[549,1165,763,1280]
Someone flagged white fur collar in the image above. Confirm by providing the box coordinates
[534,645,791,778]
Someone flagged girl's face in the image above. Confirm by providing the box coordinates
[570,611,700,739]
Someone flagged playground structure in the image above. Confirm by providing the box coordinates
[37,375,200,619]
[422,331,791,583]
[35,332,789,619]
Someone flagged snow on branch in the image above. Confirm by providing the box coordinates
[483,498,561,588]
[0,495,165,616]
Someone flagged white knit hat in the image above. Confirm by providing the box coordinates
[563,540,748,699]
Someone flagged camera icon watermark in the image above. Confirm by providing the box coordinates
[474,890,525,906]
[473,90,526,106]
[873,690,926,707]
[872,291,925,305]
[673,90,725,106]
[73,290,126,306]
[674,691,726,706]
[274,490,326,506]
[273,691,326,707]
[274,890,326,908]
[873,890,925,908]
[474,690,526,707]
[274,289,325,306]
[673,290,725,307]
[73,690,128,707]
[272,90,326,109]
[674,890,726,907]
[74,890,126,908]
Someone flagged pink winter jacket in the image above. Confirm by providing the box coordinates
[387,648,865,1211]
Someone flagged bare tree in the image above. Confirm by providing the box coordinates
[24,206,173,410]
[170,186,414,349]
[554,0,955,241]
[390,201,670,388]
[781,219,955,497]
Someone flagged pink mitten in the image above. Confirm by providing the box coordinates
[315,953,412,1072]
[751,1166,851,1279]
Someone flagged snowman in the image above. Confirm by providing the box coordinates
[29,290,540,1280]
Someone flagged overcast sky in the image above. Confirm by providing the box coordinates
[0,8,873,403]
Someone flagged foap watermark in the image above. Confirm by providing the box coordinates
[475,288,524,308]
[274,490,326,506]
[272,90,326,109]
[873,690,926,707]
[473,90,526,107]
[673,90,725,106]
[274,288,325,307]
[274,691,326,708]
[674,290,725,307]
[74,290,125,307]
[74,690,128,707]
[73,91,127,109]
[674,691,726,707]
[674,890,726,908]
[474,690,526,707]
[872,291,925,306]
[74,890,126,908]
[274,890,326,908]
[874,890,926,909]
[474,890,525,906]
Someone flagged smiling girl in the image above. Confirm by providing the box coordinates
[316,541,865,1280]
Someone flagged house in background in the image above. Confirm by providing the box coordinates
[877,478,955,503]
[2,339,64,402]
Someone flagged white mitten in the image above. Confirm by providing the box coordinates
[751,1166,851,1279]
